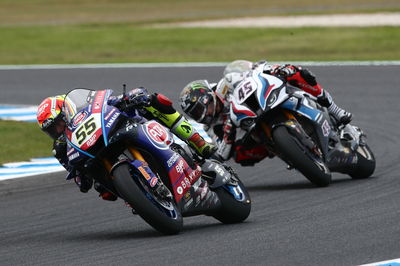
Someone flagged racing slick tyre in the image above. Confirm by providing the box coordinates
[350,144,376,179]
[212,180,251,224]
[272,126,332,187]
[112,163,183,235]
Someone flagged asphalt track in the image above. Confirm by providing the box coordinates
[0,65,399,266]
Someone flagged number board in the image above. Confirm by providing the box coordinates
[72,113,102,148]
[233,78,258,104]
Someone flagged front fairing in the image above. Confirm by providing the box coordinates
[64,89,123,164]
[230,71,287,127]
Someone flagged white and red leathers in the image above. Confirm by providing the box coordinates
[204,61,352,166]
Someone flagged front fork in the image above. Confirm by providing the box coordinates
[102,147,162,191]
[260,109,296,140]
[102,146,145,173]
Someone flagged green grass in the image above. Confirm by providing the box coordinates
[1,25,399,64]
[0,0,398,26]
[0,121,53,165]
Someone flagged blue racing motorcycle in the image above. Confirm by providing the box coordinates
[63,88,251,234]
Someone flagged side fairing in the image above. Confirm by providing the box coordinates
[133,121,201,202]
[280,95,332,155]
[255,73,284,110]
[230,97,257,127]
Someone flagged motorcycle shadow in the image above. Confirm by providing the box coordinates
[64,220,249,241]
[64,229,162,241]
[245,176,368,192]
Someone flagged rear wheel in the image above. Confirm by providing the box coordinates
[350,144,376,179]
[272,126,331,187]
[212,179,251,224]
[113,163,183,235]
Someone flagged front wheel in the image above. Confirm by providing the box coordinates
[212,179,251,224]
[350,144,376,179]
[272,126,332,187]
[112,163,183,235]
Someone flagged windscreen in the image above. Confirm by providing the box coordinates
[63,88,95,123]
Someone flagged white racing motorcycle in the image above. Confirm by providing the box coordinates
[229,70,375,187]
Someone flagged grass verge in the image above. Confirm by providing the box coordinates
[1,25,400,64]
[1,0,399,26]
[0,121,53,165]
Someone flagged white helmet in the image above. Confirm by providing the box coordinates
[215,71,246,102]
[223,60,253,76]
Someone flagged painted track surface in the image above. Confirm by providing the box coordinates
[0,65,399,265]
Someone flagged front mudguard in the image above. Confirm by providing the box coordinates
[201,159,248,202]
[201,159,236,189]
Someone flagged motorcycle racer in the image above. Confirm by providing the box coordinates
[37,88,215,200]
[179,60,352,166]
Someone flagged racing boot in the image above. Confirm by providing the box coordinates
[144,93,216,158]
[162,113,216,158]
[317,90,352,126]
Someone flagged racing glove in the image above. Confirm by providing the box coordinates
[107,87,151,110]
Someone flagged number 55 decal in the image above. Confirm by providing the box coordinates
[75,117,97,145]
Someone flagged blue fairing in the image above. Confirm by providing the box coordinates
[281,98,322,122]
[258,73,268,110]
[133,123,176,170]
[66,89,123,163]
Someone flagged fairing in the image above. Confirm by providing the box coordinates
[64,89,122,164]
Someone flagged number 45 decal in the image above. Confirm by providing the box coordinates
[75,117,97,145]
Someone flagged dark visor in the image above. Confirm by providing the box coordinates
[187,101,207,122]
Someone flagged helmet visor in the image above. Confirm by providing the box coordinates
[187,95,215,123]
[187,101,207,122]
[41,116,65,139]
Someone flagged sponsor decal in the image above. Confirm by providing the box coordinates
[92,90,106,113]
[175,159,185,174]
[85,133,97,147]
[322,119,331,137]
[167,152,180,167]
[68,152,80,161]
[72,111,87,127]
[37,102,49,117]
[66,147,76,156]
[150,177,158,187]
[138,166,152,180]
[177,186,183,194]
[148,122,168,142]
[188,166,202,182]
[170,161,201,202]
[106,112,119,128]
[144,121,170,149]
[184,191,191,202]
[104,108,116,120]
[180,177,191,190]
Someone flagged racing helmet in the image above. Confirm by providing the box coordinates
[37,95,66,139]
[179,80,217,124]
[223,60,253,76]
